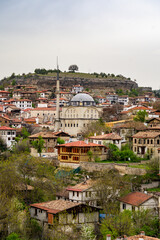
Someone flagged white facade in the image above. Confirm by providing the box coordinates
[68,188,98,206]
[118,96,129,105]
[60,105,102,136]
[15,99,32,110]
[72,85,84,94]
[0,127,16,148]
[120,197,158,213]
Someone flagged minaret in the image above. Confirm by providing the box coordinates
[54,58,61,131]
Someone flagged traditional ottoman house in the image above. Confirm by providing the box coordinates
[30,199,100,232]
[146,117,160,127]
[0,126,16,148]
[56,141,107,168]
[0,115,12,127]
[29,131,57,157]
[89,132,122,149]
[132,131,160,158]
[119,192,158,215]
[114,121,147,143]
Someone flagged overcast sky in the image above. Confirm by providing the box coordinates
[0,0,160,89]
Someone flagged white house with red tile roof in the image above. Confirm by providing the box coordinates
[89,132,122,149]
[119,192,158,214]
[66,179,99,206]
[0,126,16,148]
[71,85,84,94]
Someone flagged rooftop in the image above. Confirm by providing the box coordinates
[71,93,94,102]
[89,133,122,140]
[119,192,152,206]
[57,140,105,148]
[66,179,94,192]
[30,199,81,214]
[132,131,160,138]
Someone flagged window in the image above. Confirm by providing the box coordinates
[147,139,149,144]
[61,156,68,160]
[122,203,126,210]
[73,148,79,153]
[62,147,66,152]
[77,192,79,197]
[8,137,10,140]
[77,124,78,127]
[73,156,79,161]
[151,140,153,144]
[157,139,159,144]
[34,208,38,216]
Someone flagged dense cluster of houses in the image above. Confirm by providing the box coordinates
[0,82,160,235]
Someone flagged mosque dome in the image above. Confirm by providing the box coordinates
[70,93,95,106]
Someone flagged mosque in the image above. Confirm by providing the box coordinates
[60,93,103,136]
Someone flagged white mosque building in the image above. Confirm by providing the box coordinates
[60,93,103,136]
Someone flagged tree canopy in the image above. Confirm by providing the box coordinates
[68,64,78,72]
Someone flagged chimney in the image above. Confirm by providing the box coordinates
[94,132,96,136]
[140,231,145,236]
[102,132,104,135]
[106,234,111,240]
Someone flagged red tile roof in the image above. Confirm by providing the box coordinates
[119,192,152,206]
[66,179,94,192]
[89,133,122,140]
[30,200,81,214]
[57,141,105,147]
[132,131,160,138]
[126,234,160,240]
[0,126,15,130]
[31,107,56,111]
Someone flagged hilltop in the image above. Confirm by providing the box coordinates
[0,70,138,92]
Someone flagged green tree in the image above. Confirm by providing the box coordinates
[68,64,78,72]
[11,80,16,86]
[87,150,93,161]
[21,127,30,139]
[6,233,22,240]
[32,136,45,157]
[57,137,65,144]
[133,110,148,122]
[0,137,7,152]
[101,210,134,239]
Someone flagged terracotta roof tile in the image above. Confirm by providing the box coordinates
[119,192,152,206]
[132,131,160,138]
[126,234,160,240]
[57,141,105,147]
[89,133,122,140]
[0,126,15,130]
[30,199,81,213]
[66,179,94,192]
[29,131,57,139]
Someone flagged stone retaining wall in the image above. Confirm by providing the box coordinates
[80,162,146,175]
